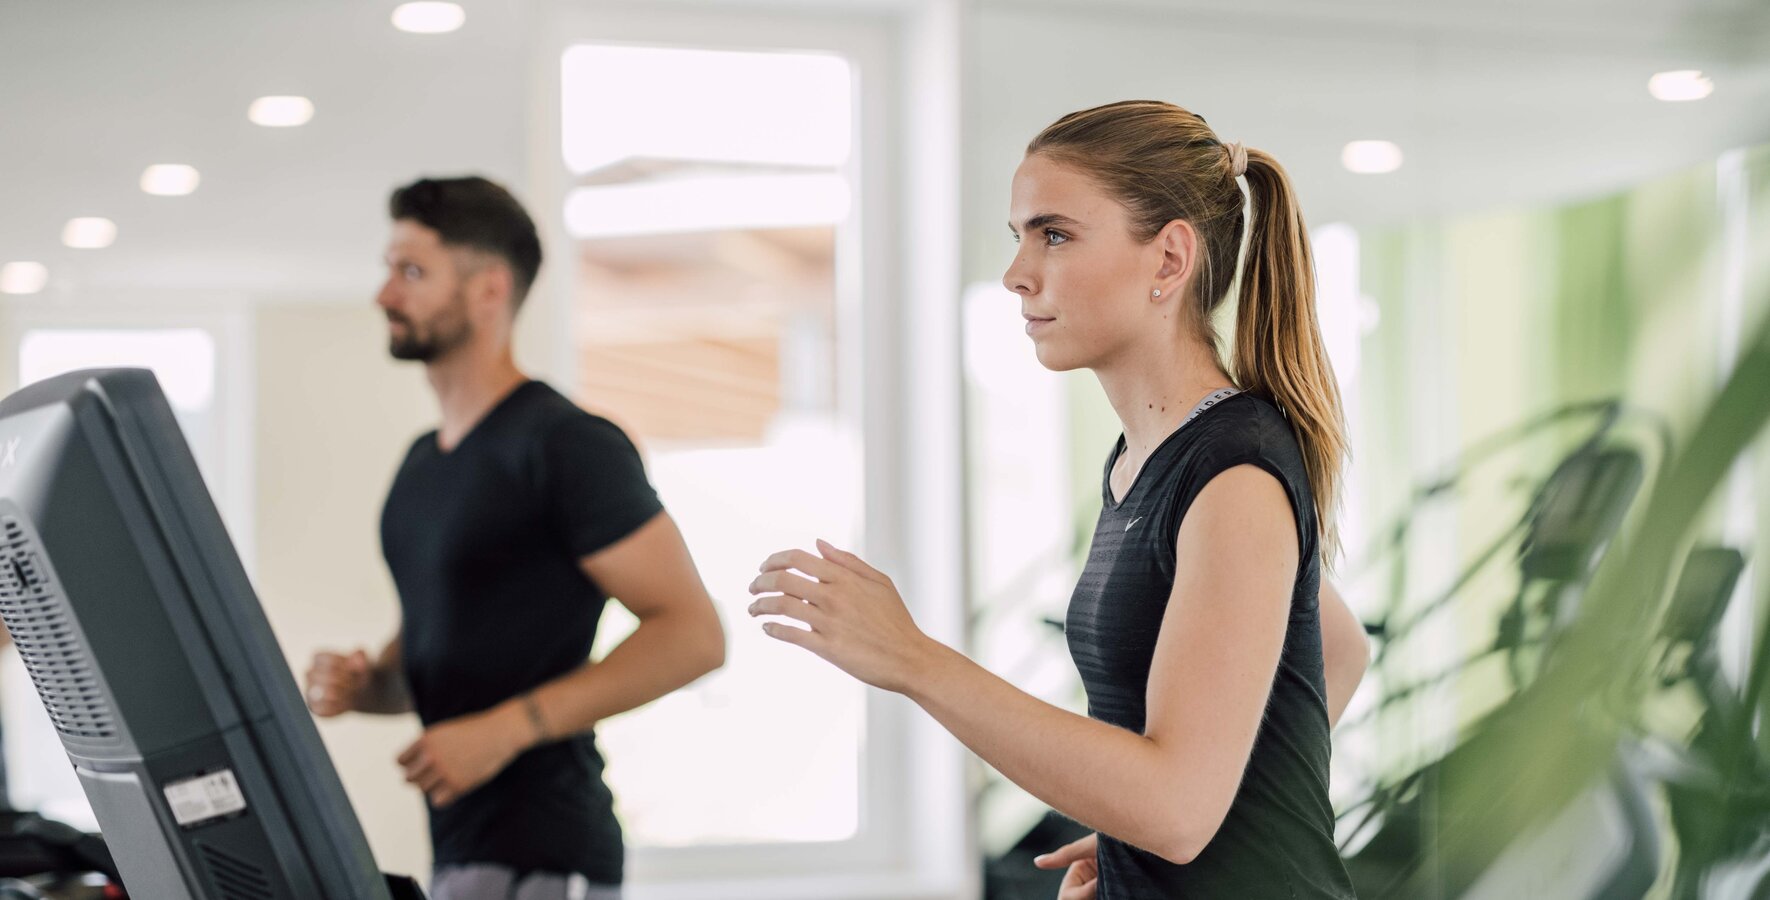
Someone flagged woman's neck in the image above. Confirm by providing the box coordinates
[1095,339,1234,461]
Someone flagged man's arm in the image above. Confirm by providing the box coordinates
[357,634,412,715]
[1319,579,1370,728]
[512,510,726,738]
[399,511,725,807]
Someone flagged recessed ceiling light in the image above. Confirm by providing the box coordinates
[248,95,315,127]
[1341,140,1404,174]
[1,262,49,295]
[63,217,117,249]
[392,2,465,34]
[141,164,201,196]
[1648,70,1714,102]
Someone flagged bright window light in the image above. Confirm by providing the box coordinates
[0,262,48,295]
[565,173,850,238]
[391,1,465,34]
[248,95,315,128]
[600,436,864,846]
[1313,223,1363,386]
[19,329,216,412]
[1648,70,1714,102]
[1341,140,1404,175]
[62,217,117,249]
[141,164,200,196]
[562,45,852,174]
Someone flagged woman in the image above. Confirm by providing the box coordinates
[747,100,1368,898]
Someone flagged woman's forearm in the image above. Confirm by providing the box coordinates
[905,640,1203,863]
[1319,581,1370,728]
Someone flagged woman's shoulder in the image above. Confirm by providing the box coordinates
[1166,393,1310,500]
[1183,392,1294,459]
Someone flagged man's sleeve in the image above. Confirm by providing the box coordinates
[542,415,665,559]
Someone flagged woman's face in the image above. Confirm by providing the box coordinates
[1003,153,1176,373]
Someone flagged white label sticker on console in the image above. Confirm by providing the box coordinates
[163,769,248,827]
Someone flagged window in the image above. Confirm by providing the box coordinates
[565,42,866,850]
[539,5,969,895]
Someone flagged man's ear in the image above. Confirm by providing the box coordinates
[462,256,515,321]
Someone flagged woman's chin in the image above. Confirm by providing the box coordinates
[1030,340,1087,373]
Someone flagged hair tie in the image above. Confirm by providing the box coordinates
[1224,141,1248,178]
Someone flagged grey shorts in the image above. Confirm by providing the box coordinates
[430,864,621,900]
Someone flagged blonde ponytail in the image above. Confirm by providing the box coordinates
[1234,149,1347,564]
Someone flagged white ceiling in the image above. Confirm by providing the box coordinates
[964,0,1770,279]
[2,0,1767,299]
[0,0,534,300]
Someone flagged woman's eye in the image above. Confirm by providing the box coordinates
[403,265,423,280]
[1044,230,1069,246]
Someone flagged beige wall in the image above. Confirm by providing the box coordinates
[253,302,436,878]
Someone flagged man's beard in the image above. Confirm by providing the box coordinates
[387,292,472,362]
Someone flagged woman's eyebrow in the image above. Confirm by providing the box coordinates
[1009,213,1084,235]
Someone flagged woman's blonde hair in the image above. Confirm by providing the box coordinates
[1028,100,1348,564]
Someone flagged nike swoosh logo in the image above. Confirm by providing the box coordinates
[1125,517,1143,531]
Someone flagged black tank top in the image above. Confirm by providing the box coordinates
[1067,392,1356,898]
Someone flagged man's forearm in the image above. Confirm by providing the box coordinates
[504,609,723,743]
[358,665,415,715]
[357,636,413,715]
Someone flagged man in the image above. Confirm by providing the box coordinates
[304,176,725,900]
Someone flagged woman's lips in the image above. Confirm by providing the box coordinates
[1024,314,1054,336]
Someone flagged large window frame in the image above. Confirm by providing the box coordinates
[525,2,971,898]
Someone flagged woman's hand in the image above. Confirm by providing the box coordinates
[747,539,939,694]
[1034,832,1099,900]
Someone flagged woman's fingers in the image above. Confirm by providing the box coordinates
[759,548,847,584]
[815,539,892,586]
[749,570,827,605]
[1058,860,1098,900]
[760,621,825,652]
[748,593,826,628]
[754,543,895,592]
[1033,832,1098,869]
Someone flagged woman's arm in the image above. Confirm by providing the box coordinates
[1319,579,1370,728]
[748,464,1298,864]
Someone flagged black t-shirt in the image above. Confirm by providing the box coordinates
[1067,393,1356,898]
[380,380,663,886]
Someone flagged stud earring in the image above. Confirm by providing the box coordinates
[1152,289,1162,298]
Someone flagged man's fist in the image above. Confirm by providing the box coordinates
[305,649,372,717]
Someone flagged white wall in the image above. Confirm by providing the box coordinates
[252,301,438,878]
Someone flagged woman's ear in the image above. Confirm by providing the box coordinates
[1153,219,1199,300]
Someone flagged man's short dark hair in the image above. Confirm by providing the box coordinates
[389,175,543,308]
